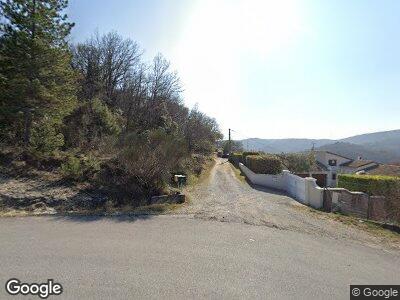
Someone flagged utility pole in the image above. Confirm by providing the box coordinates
[228,128,231,154]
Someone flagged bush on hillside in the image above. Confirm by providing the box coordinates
[116,129,189,194]
[338,174,400,221]
[60,153,100,181]
[245,154,283,175]
[178,154,211,176]
[30,121,65,154]
[63,98,121,150]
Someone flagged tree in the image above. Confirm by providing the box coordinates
[63,98,121,150]
[0,0,77,151]
[223,140,243,153]
[185,106,222,154]
[72,32,141,106]
[277,152,317,173]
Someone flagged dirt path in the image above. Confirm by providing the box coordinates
[180,158,398,250]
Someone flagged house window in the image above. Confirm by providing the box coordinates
[328,159,337,166]
[332,173,337,180]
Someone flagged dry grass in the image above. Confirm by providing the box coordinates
[296,205,400,247]
[229,162,247,183]
[0,156,217,218]
[186,156,216,187]
[0,202,183,218]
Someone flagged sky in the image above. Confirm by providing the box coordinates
[67,0,400,140]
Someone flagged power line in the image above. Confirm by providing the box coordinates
[229,129,274,151]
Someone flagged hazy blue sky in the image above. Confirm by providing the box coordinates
[68,0,400,140]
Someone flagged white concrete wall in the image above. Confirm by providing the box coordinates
[306,178,324,209]
[239,163,285,190]
[239,163,323,209]
[285,171,307,204]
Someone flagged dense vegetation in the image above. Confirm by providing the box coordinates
[276,153,317,173]
[0,0,222,203]
[244,154,283,175]
[229,151,316,174]
[338,174,400,221]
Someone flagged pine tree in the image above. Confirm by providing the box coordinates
[0,0,77,152]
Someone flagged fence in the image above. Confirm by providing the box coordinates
[323,188,388,222]
[239,163,392,223]
[239,163,324,209]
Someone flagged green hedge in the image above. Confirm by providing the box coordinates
[228,151,260,167]
[241,151,259,165]
[245,154,283,175]
[338,174,400,221]
[228,152,242,167]
[338,174,400,195]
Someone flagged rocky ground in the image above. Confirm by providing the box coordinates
[0,172,107,215]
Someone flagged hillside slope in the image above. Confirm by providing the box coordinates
[315,142,399,163]
[242,138,334,153]
[340,129,400,145]
[240,129,400,163]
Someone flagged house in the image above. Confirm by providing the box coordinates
[295,161,329,187]
[313,151,379,187]
[297,150,397,187]
[341,158,379,174]
[364,164,400,177]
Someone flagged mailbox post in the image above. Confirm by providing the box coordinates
[174,174,187,189]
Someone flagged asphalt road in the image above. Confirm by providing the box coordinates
[1,215,399,300]
[0,159,399,299]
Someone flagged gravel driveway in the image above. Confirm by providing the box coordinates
[180,158,396,249]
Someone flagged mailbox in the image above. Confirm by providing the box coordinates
[174,174,187,187]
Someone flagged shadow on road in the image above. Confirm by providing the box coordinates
[234,165,288,197]
[247,182,287,197]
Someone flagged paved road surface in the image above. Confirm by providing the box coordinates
[0,158,399,299]
[1,216,399,300]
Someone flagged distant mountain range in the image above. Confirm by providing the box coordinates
[240,129,400,163]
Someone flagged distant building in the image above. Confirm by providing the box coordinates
[312,151,378,187]
[313,151,350,187]
[364,164,400,177]
[340,158,379,174]
[296,150,399,187]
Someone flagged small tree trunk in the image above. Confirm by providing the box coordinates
[23,0,36,148]
[23,108,32,148]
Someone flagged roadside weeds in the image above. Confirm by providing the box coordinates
[294,205,400,249]
[0,156,216,218]
[229,162,247,183]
